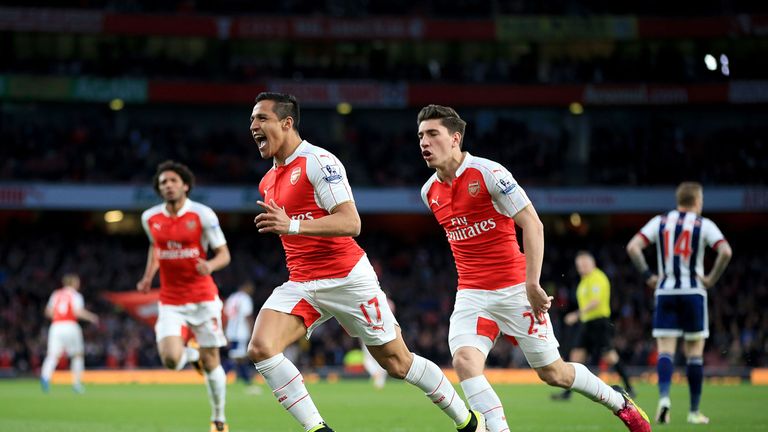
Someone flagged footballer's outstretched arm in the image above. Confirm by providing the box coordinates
[137,245,159,293]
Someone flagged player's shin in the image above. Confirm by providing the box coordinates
[404,354,471,426]
[204,365,227,422]
[41,354,57,382]
[657,353,674,398]
[71,355,84,387]
[569,362,625,412]
[687,357,704,412]
[461,375,509,432]
[254,353,325,430]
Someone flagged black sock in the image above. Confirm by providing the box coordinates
[614,361,632,391]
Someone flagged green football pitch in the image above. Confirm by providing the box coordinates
[1,380,766,431]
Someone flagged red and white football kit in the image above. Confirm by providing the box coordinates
[46,286,85,358]
[259,140,397,345]
[421,153,560,367]
[141,199,228,347]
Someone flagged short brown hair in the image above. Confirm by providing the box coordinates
[61,273,80,287]
[417,104,467,147]
[153,160,195,196]
[676,182,703,207]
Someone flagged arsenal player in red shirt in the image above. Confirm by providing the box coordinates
[417,104,650,432]
[247,93,484,432]
[137,160,231,432]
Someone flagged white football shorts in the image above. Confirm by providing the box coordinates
[155,297,227,348]
[47,321,84,358]
[261,255,398,346]
[449,284,561,368]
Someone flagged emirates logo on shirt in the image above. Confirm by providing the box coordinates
[290,167,302,185]
[446,217,497,242]
[468,180,480,197]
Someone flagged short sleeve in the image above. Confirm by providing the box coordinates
[639,215,661,245]
[482,163,531,217]
[306,151,355,212]
[199,206,227,249]
[420,175,438,210]
[141,210,154,243]
[72,292,85,312]
[701,218,725,248]
[243,297,254,316]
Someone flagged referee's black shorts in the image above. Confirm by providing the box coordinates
[575,317,614,357]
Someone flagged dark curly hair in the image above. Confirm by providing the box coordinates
[153,160,195,197]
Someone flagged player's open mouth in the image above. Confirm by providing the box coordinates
[254,135,268,149]
[422,150,432,159]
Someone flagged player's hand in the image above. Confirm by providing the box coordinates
[254,199,291,235]
[564,311,579,326]
[526,282,553,320]
[645,274,659,289]
[136,278,151,293]
[698,274,715,289]
[195,258,213,275]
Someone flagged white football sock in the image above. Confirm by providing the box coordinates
[41,353,58,381]
[255,353,324,431]
[569,362,625,412]
[71,355,84,387]
[186,347,201,362]
[461,375,509,432]
[204,365,227,422]
[405,354,470,426]
[174,347,200,371]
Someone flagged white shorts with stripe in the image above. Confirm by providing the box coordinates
[155,297,227,348]
[261,255,398,346]
[449,284,561,368]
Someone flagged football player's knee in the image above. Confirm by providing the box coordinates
[452,351,482,375]
[200,355,219,372]
[381,355,410,379]
[536,367,565,387]
[161,355,178,370]
[247,338,274,363]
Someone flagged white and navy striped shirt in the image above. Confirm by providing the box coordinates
[638,210,726,295]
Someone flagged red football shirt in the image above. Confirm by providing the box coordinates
[422,153,531,290]
[47,287,83,322]
[142,199,227,305]
[259,140,364,281]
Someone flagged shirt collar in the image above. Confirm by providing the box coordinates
[162,197,191,217]
[455,152,473,178]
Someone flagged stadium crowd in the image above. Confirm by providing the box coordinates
[6,35,761,85]
[0,215,764,375]
[1,106,766,187]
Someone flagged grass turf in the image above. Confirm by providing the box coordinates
[1,379,767,431]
